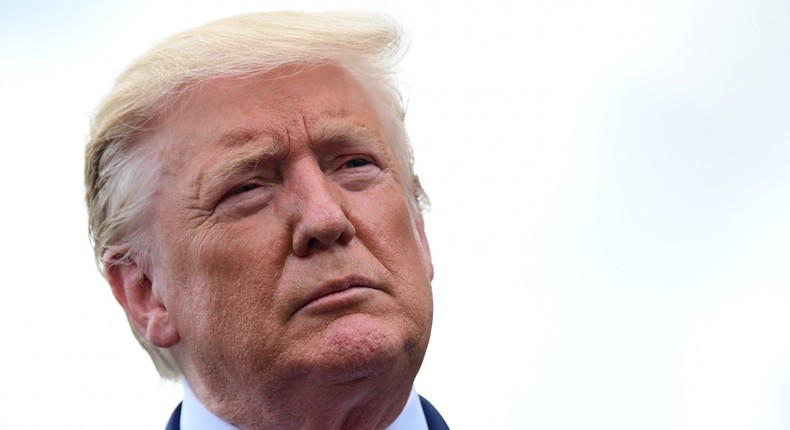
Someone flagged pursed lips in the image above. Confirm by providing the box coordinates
[294,274,380,316]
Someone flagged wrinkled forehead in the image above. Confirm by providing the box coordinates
[144,64,388,171]
[164,65,378,132]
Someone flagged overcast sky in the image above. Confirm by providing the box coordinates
[1,0,789,429]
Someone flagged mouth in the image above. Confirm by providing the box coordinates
[296,275,379,316]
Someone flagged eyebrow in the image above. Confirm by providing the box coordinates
[197,121,385,195]
[199,132,283,194]
[310,122,384,147]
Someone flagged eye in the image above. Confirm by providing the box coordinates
[215,180,273,215]
[343,158,372,169]
[228,183,260,196]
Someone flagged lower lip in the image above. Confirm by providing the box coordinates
[300,287,373,315]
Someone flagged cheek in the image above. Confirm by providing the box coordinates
[350,186,434,308]
[159,220,290,338]
[356,189,427,266]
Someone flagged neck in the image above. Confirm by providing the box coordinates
[185,372,414,430]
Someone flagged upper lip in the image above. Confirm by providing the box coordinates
[295,274,379,314]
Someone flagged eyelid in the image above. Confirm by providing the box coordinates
[215,174,275,208]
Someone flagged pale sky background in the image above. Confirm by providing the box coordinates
[1,0,789,429]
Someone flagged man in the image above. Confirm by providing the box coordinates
[84,11,448,430]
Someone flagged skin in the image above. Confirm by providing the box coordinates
[105,65,434,429]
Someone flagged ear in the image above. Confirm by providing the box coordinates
[103,250,180,348]
[415,215,434,280]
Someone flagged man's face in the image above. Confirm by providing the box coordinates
[145,66,433,396]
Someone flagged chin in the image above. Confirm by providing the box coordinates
[302,313,424,385]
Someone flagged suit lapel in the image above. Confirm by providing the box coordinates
[165,403,182,430]
[419,396,450,430]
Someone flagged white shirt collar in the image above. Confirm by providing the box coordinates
[180,383,428,430]
[388,386,429,430]
[181,383,236,430]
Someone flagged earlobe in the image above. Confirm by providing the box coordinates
[104,251,180,348]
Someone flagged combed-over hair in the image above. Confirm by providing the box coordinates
[84,11,428,380]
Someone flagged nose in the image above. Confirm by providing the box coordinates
[290,161,356,257]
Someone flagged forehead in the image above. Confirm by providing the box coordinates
[152,65,384,164]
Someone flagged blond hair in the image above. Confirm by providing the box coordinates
[84,11,427,380]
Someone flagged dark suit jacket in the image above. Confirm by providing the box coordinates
[165,395,449,430]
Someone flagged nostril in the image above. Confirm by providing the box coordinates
[307,237,321,250]
[295,214,355,257]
